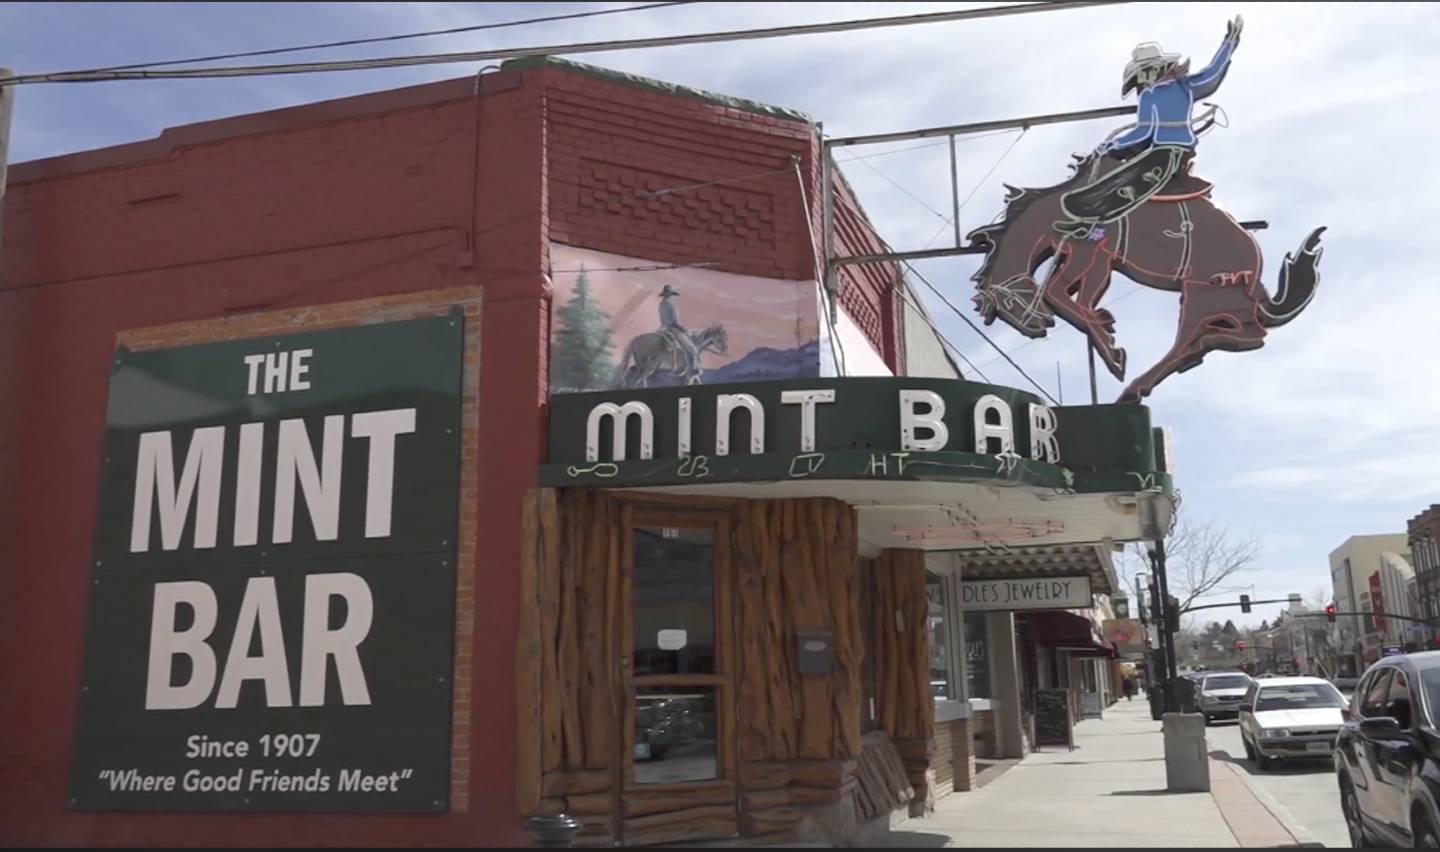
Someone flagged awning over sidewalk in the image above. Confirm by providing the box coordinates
[1020,611,1115,657]
[957,542,1118,597]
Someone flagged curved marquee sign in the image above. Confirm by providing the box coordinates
[541,377,1172,496]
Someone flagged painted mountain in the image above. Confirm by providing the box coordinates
[644,340,820,387]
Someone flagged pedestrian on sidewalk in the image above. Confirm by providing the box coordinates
[1123,676,1136,701]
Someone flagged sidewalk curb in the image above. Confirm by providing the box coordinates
[1219,761,1325,848]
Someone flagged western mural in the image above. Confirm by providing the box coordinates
[548,244,820,395]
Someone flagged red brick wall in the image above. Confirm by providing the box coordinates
[0,71,542,848]
[0,58,905,847]
[539,66,814,283]
[531,60,902,370]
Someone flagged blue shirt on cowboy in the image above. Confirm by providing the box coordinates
[1108,36,1237,153]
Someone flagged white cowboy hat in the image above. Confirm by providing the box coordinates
[1122,42,1187,97]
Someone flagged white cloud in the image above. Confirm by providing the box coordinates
[12,0,1440,601]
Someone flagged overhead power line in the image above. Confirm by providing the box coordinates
[903,260,1060,405]
[59,2,694,77]
[1,0,1131,85]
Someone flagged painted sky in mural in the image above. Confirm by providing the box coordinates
[549,244,819,395]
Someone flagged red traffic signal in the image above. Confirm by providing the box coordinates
[1326,603,1337,623]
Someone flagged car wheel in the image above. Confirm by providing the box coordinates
[1242,736,1256,762]
[1203,715,1212,727]
[1341,777,1365,848]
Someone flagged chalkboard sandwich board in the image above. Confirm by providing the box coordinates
[1034,688,1074,750]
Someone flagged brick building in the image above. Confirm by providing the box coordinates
[1,57,1172,846]
[1409,505,1440,643]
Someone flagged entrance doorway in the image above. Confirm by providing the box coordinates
[618,508,738,845]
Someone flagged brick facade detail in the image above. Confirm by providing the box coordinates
[0,58,906,846]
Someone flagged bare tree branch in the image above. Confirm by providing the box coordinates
[1114,508,1261,614]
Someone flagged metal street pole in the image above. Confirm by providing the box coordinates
[1152,538,1179,711]
[1304,625,1314,676]
[0,68,15,246]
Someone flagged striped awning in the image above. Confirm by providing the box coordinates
[956,543,1117,596]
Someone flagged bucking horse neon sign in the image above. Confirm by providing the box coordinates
[970,15,1325,402]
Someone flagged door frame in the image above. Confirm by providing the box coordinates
[615,503,738,841]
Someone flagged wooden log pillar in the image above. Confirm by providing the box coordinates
[871,549,934,808]
[521,489,624,845]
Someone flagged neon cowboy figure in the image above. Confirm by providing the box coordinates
[1057,15,1243,234]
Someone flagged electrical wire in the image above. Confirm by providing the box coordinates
[904,260,1061,404]
[0,1,1132,85]
[841,128,1027,252]
[898,282,991,382]
[831,128,1022,165]
[921,127,1027,250]
[793,157,845,377]
[51,2,694,77]
[829,134,1054,395]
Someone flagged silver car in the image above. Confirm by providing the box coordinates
[1198,672,1253,724]
[1237,676,1347,770]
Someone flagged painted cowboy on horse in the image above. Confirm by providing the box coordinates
[969,15,1326,403]
[610,285,730,388]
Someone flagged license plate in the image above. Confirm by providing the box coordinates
[1306,741,1329,753]
[634,743,651,760]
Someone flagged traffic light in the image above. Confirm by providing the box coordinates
[1240,594,1251,614]
[1326,603,1337,623]
[1165,595,1181,634]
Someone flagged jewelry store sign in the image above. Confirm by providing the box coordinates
[959,577,1094,611]
[68,314,463,812]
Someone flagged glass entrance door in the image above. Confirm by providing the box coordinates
[619,510,736,843]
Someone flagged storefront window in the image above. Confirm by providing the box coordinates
[927,573,954,700]
[633,527,716,676]
[964,611,992,700]
[633,685,718,785]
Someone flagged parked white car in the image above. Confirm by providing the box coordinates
[1198,672,1253,724]
[1237,676,1347,770]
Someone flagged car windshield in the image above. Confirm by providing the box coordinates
[1204,675,1249,690]
[1422,669,1440,727]
[1255,683,1345,712]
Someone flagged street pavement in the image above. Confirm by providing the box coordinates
[877,698,1245,847]
[1204,717,1350,848]
[866,697,1345,848]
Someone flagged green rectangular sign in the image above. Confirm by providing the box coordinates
[69,313,464,812]
[541,378,1167,495]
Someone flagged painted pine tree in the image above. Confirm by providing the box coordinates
[551,267,616,393]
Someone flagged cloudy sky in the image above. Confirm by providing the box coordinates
[7,1,1439,626]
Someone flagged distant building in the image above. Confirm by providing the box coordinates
[1331,534,1413,668]
[1410,505,1440,643]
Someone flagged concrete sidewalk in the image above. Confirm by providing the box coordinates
[875,698,1316,848]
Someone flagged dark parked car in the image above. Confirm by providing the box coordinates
[1335,652,1440,847]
